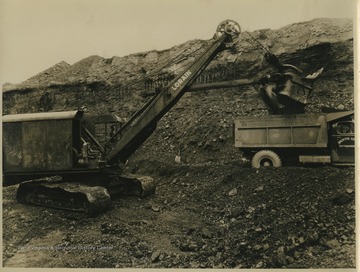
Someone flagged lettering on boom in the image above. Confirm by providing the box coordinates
[171,70,192,91]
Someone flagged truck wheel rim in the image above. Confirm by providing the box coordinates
[261,158,273,167]
[263,161,271,167]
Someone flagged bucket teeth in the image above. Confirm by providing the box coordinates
[106,174,156,198]
[138,176,156,198]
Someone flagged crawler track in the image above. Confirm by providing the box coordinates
[16,176,111,216]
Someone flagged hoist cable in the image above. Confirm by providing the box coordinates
[244,30,272,55]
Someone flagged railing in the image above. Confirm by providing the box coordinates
[144,63,241,92]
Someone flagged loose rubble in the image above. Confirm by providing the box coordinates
[3,162,355,268]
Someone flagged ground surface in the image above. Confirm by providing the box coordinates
[3,161,355,268]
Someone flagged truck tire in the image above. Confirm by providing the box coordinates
[251,150,282,168]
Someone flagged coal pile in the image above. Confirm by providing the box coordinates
[2,18,354,164]
[3,162,355,268]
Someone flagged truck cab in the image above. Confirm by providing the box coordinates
[327,112,355,164]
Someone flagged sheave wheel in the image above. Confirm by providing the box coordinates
[251,150,282,168]
[215,19,241,47]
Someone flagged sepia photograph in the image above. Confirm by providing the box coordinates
[0,0,357,269]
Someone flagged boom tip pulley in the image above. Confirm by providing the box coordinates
[215,19,241,47]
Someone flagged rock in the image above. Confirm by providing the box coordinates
[228,188,237,196]
[332,193,353,205]
[134,250,144,258]
[151,205,161,212]
[293,250,301,260]
[201,228,212,239]
[306,231,320,244]
[151,250,162,262]
[326,239,340,249]
[190,261,200,268]
[277,246,285,255]
[275,246,287,266]
[286,256,295,264]
[179,241,198,252]
[337,104,345,110]
[254,244,262,250]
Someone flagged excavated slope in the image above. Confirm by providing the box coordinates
[2,18,354,164]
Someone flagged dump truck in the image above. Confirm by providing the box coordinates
[234,111,355,168]
[2,20,242,215]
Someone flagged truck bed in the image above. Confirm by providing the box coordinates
[234,114,328,148]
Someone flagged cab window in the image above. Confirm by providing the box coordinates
[335,121,354,134]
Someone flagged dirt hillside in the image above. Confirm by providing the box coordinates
[2,18,354,164]
[3,162,355,268]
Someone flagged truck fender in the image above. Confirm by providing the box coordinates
[251,150,282,168]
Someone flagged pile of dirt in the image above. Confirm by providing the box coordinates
[3,18,352,91]
[2,19,354,164]
[3,19,354,163]
[3,162,355,268]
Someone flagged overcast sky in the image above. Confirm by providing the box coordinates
[0,0,357,84]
